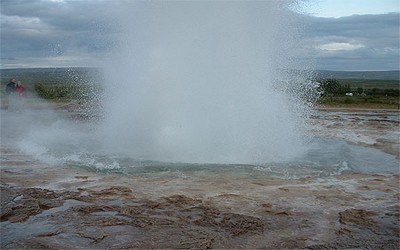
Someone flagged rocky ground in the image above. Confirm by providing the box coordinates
[1,107,399,249]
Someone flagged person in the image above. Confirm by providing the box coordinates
[5,78,17,110]
[15,81,25,97]
[14,81,26,112]
[6,78,16,94]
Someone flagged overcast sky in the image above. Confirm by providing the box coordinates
[1,0,399,71]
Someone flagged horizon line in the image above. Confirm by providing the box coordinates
[1,67,399,73]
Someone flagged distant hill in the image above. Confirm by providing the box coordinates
[1,67,99,76]
[1,67,399,82]
[315,70,399,81]
[0,67,101,85]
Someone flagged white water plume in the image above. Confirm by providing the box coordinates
[97,1,316,163]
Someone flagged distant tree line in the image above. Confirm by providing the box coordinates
[318,79,399,97]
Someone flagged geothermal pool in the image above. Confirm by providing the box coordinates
[1,106,399,179]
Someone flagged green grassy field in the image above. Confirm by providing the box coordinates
[1,68,399,109]
[1,68,103,104]
[338,79,399,90]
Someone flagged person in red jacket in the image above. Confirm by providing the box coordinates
[15,81,25,97]
[13,81,26,112]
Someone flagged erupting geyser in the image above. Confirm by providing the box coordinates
[99,0,316,164]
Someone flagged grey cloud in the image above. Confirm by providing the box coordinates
[297,12,399,70]
[1,0,120,67]
[1,0,399,70]
[306,13,399,47]
[1,0,115,30]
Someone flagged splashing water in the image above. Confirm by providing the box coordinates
[3,1,398,180]
[98,1,316,164]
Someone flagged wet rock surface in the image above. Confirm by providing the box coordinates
[313,108,400,158]
[1,186,267,249]
[1,108,399,249]
[1,177,399,249]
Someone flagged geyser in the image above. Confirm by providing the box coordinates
[99,1,315,164]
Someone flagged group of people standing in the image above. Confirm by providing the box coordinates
[5,78,25,111]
